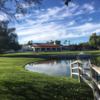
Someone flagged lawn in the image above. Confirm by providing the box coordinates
[0,54,94,100]
[0,50,100,57]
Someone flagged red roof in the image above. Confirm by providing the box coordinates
[32,43,61,48]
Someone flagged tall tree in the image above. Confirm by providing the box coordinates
[89,33,100,49]
[27,40,33,45]
[0,21,20,53]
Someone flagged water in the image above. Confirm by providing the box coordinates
[25,60,90,77]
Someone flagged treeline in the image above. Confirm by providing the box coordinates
[79,33,100,50]
[66,33,100,51]
[0,21,20,53]
[89,33,100,49]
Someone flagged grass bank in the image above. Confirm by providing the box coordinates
[0,50,100,57]
[0,55,93,100]
[34,50,100,55]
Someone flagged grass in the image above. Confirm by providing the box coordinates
[0,53,94,100]
[35,50,100,55]
[0,50,100,58]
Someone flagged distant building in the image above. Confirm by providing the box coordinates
[21,44,33,52]
[32,43,62,52]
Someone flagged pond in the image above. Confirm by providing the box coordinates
[25,60,90,77]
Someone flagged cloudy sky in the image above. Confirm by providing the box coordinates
[10,0,100,44]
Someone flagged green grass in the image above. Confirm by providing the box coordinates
[0,53,94,100]
[36,50,100,55]
[0,50,100,57]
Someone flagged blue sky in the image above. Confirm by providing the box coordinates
[9,0,100,44]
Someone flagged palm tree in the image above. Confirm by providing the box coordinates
[64,40,68,45]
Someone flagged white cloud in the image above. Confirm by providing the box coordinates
[67,20,76,26]
[88,18,93,21]
[15,2,96,22]
[82,4,94,11]
[17,21,100,43]
[68,23,100,32]
[13,2,99,44]
[0,12,8,21]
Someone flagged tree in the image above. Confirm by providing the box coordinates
[64,0,72,5]
[27,40,33,45]
[89,33,100,49]
[89,33,97,46]
[64,40,70,45]
[64,40,68,45]
[48,40,54,44]
[0,21,20,53]
[54,40,61,45]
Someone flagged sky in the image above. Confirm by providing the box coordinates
[9,0,100,44]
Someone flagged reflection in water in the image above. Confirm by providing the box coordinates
[25,60,89,77]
